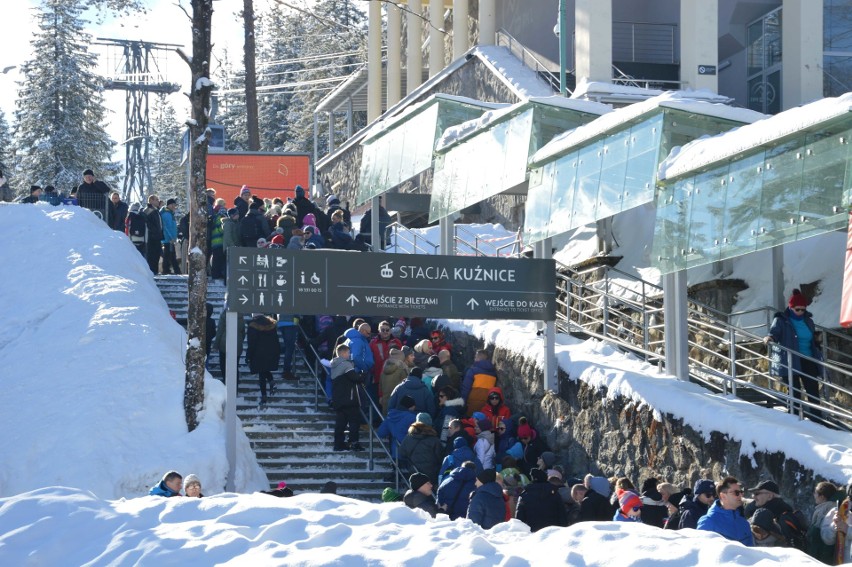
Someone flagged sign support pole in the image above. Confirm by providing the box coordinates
[225,310,238,492]
[535,238,558,392]
[664,270,689,381]
[371,196,381,251]
[440,217,454,256]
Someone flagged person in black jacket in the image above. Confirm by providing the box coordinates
[108,191,128,231]
[679,478,715,529]
[21,185,41,203]
[640,477,668,529]
[467,468,506,529]
[515,468,568,531]
[76,168,111,215]
[331,344,366,451]
[143,195,163,274]
[580,475,615,522]
[246,314,281,406]
[404,473,440,518]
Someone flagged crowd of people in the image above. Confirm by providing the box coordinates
[6,168,393,279]
[213,307,851,564]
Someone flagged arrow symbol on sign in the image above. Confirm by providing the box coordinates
[239,295,249,304]
[346,294,359,306]
[238,275,248,284]
[238,257,247,265]
[467,298,479,310]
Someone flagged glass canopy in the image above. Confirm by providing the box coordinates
[524,101,757,245]
[356,94,499,206]
[653,114,852,274]
[428,98,609,223]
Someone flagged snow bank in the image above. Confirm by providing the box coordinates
[0,203,267,498]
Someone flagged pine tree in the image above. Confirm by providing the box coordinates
[0,109,12,189]
[148,94,185,204]
[282,0,367,155]
[256,7,305,152]
[215,48,249,152]
[13,0,118,193]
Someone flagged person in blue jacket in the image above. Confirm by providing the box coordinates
[436,461,478,520]
[439,436,483,484]
[377,395,418,458]
[149,470,183,497]
[764,289,824,421]
[697,477,754,546]
[160,198,180,274]
[345,322,376,411]
[467,468,506,529]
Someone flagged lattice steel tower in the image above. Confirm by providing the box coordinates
[96,38,180,203]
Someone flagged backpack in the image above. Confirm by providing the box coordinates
[776,509,808,550]
[240,213,261,246]
[126,212,147,243]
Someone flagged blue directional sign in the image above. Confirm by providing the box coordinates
[226,248,556,320]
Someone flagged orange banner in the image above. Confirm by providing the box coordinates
[205,152,312,204]
[842,211,852,327]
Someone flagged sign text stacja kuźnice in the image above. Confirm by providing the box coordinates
[227,248,556,320]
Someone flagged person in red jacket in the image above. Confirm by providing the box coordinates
[370,321,402,398]
[430,329,451,354]
[480,387,512,431]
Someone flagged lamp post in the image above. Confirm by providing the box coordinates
[559,0,568,95]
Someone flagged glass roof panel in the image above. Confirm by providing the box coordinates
[356,96,495,205]
[430,101,604,222]
[651,124,852,274]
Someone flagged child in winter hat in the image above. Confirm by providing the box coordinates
[615,491,643,522]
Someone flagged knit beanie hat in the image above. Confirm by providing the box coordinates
[416,412,433,426]
[476,419,492,432]
[539,451,556,468]
[409,472,430,492]
[693,479,715,497]
[619,491,643,514]
[399,395,416,410]
[788,289,808,309]
[477,468,497,485]
[517,423,533,438]
[382,487,401,502]
[183,474,201,489]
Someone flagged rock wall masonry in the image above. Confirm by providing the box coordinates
[448,329,832,514]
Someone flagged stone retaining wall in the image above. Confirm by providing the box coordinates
[446,328,836,514]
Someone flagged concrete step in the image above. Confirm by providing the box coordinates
[155,276,395,503]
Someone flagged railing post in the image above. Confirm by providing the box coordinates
[728,328,737,397]
[368,402,375,470]
[642,279,649,361]
[787,361,798,418]
[602,272,610,338]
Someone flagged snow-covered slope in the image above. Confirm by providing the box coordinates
[0,203,267,498]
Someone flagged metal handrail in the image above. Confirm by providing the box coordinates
[295,326,409,491]
[454,225,524,257]
[496,29,563,95]
[566,261,852,371]
[386,221,439,255]
[554,259,852,430]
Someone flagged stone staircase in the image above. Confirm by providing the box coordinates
[155,275,399,501]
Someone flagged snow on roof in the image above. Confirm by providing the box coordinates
[435,96,610,153]
[362,93,504,144]
[571,78,665,100]
[531,91,766,166]
[473,45,557,99]
[659,93,852,181]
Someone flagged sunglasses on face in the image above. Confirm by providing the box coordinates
[792,307,805,312]
[631,506,641,512]
[488,395,500,400]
